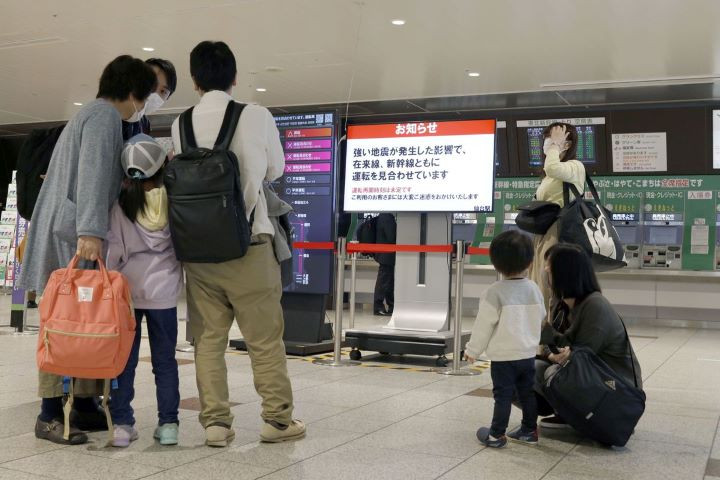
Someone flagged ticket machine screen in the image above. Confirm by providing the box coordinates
[616,225,641,245]
[647,227,680,245]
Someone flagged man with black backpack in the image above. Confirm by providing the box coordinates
[170,41,304,447]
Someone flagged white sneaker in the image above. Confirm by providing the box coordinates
[260,420,306,443]
[205,424,235,448]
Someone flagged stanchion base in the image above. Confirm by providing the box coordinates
[434,367,483,376]
[313,358,360,367]
[12,331,38,337]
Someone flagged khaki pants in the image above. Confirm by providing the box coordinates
[184,237,293,428]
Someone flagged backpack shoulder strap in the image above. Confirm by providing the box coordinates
[178,107,197,151]
[214,102,246,150]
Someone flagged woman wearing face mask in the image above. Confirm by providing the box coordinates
[529,123,584,309]
[18,55,157,446]
[534,243,642,431]
[122,58,177,139]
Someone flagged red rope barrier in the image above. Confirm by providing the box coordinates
[466,246,490,256]
[292,242,336,250]
[292,241,489,255]
[347,243,453,254]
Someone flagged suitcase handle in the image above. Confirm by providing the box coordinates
[58,256,113,300]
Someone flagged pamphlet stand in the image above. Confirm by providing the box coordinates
[345,212,471,367]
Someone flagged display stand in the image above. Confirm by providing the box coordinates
[345,212,471,366]
[230,111,338,356]
[229,293,334,356]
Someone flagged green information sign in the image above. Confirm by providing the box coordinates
[467,175,720,270]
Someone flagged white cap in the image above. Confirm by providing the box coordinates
[121,134,166,179]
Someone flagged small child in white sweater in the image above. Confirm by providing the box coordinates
[464,230,546,448]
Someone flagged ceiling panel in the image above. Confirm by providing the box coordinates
[1,0,720,124]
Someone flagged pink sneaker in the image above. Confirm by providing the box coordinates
[111,425,138,448]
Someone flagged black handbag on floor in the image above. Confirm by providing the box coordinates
[558,174,626,272]
[542,320,645,447]
[515,201,561,234]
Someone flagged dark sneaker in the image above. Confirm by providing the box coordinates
[539,415,569,430]
[70,407,109,432]
[476,427,507,448]
[35,418,88,445]
[507,426,538,445]
[27,300,38,309]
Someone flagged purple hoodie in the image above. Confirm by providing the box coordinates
[106,203,182,310]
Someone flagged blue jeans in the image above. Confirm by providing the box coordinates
[110,308,180,426]
[490,358,537,437]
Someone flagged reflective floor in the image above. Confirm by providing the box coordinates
[1,296,719,480]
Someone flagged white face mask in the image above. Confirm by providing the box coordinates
[126,100,145,123]
[143,93,165,115]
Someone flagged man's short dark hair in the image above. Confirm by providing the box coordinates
[547,243,601,301]
[146,58,177,96]
[190,41,237,92]
[490,230,534,276]
[96,55,157,102]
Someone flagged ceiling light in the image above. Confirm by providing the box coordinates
[256,88,267,92]
[468,72,480,77]
[391,19,406,26]
[73,102,83,106]
[142,47,155,52]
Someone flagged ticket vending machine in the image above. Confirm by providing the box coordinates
[715,213,720,270]
[451,213,478,243]
[610,212,643,269]
[503,212,520,232]
[641,213,684,269]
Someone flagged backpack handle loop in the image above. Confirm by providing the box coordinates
[59,256,113,300]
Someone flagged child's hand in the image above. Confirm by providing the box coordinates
[464,352,476,363]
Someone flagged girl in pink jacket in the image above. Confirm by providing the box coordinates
[106,134,182,447]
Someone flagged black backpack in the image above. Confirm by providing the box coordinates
[16,125,65,220]
[356,216,377,244]
[164,101,252,263]
[542,322,645,447]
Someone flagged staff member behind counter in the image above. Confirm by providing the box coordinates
[529,123,585,309]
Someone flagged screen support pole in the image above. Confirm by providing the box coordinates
[385,212,451,332]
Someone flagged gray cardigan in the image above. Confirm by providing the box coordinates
[541,292,643,389]
[18,99,124,292]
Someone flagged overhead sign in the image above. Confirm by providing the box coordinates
[612,132,667,173]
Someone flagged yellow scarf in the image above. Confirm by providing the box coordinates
[137,186,168,231]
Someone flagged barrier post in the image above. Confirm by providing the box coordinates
[176,319,194,353]
[438,240,481,376]
[315,237,359,367]
[349,249,358,330]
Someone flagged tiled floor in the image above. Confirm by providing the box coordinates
[1,297,720,480]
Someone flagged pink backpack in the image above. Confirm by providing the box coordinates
[37,256,136,440]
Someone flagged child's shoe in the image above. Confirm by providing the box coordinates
[476,427,507,448]
[507,426,538,446]
[111,425,138,448]
[154,423,179,446]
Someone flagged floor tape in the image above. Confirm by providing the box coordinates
[229,348,490,373]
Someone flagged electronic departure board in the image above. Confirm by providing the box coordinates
[526,125,599,167]
[274,112,337,295]
[516,117,606,174]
